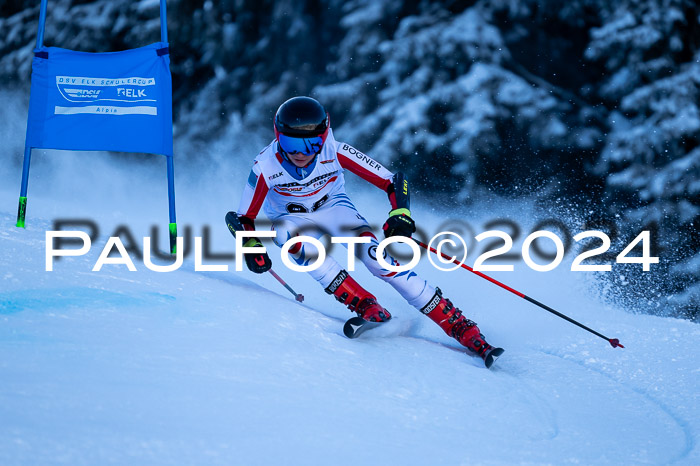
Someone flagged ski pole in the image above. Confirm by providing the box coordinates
[269,268,305,302]
[225,211,305,303]
[413,238,624,348]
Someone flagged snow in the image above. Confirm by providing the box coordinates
[0,156,698,465]
[0,1,698,460]
[136,0,160,14]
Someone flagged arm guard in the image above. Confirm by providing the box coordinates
[387,172,410,213]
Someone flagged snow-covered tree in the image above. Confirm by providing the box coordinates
[585,0,700,317]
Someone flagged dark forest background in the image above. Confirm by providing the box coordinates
[1,0,698,319]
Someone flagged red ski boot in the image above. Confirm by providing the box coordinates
[420,288,503,367]
[324,270,391,322]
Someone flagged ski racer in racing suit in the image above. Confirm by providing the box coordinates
[230,96,501,363]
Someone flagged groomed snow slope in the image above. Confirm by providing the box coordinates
[0,157,698,465]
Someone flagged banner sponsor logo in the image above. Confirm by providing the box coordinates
[420,292,442,315]
[54,76,157,116]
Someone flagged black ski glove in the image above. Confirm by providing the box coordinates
[243,237,272,274]
[383,208,416,238]
[225,211,272,274]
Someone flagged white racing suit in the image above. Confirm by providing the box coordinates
[236,129,436,310]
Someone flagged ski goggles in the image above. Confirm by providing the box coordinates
[277,133,326,156]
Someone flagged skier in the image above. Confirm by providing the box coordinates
[228,96,503,366]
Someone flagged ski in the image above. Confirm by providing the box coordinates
[343,316,389,339]
[483,347,505,369]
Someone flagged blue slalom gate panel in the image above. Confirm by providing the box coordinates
[26,43,173,157]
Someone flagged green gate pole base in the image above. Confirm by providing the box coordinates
[169,222,177,254]
[16,196,27,228]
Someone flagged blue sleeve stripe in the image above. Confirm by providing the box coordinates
[247,169,258,187]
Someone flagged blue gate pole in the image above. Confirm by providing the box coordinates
[160,0,175,253]
[160,0,168,43]
[166,156,177,254]
[36,0,49,48]
[16,145,32,228]
[17,0,49,227]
